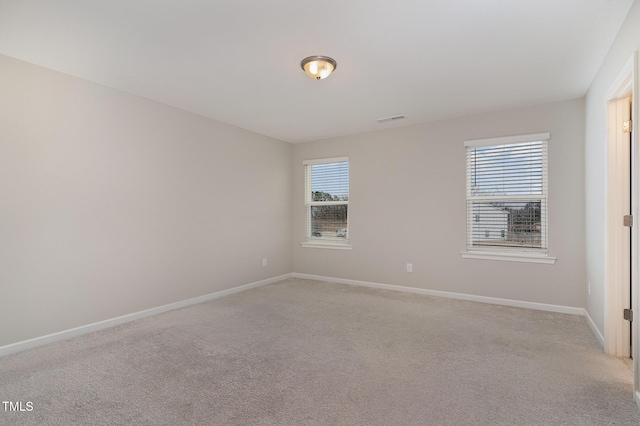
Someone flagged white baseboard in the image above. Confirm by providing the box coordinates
[584,309,605,348]
[292,273,585,316]
[0,273,293,358]
[1,272,591,358]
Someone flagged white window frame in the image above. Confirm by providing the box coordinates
[301,156,352,250]
[461,133,556,264]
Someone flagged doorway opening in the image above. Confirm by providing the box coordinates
[605,53,638,407]
[607,94,632,358]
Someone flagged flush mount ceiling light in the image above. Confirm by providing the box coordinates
[300,55,337,80]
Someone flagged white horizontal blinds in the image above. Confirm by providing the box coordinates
[465,135,548,252]
[304,158,349,242]
[470,142,544,196]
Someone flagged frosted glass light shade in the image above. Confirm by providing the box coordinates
[301,56,337,80]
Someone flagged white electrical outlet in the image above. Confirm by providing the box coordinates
[406,263,412,273]
[263,258,268,267]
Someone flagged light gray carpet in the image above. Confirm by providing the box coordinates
[1,278,638,425]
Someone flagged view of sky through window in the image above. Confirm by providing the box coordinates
[470,141,543,196]
[311,161,349,200]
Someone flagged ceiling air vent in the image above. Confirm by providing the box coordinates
[377,115,405,124]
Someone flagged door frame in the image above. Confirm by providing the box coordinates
[605,52,638,406]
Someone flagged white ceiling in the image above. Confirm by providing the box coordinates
[0,1,635,143]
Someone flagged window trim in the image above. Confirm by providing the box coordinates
[460,250,556,264]
[461,133,556,264]
[302,156,352,250]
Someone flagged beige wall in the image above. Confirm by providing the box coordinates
[0,51,592,349]
[584,1,640,335]
[0,55,292,347]
[292,99,586,308]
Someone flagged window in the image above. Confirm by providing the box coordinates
[462,133,555,264]
[302,157,351,249]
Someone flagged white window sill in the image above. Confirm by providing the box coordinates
[460,251,556,264]
[301,241,352,250]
